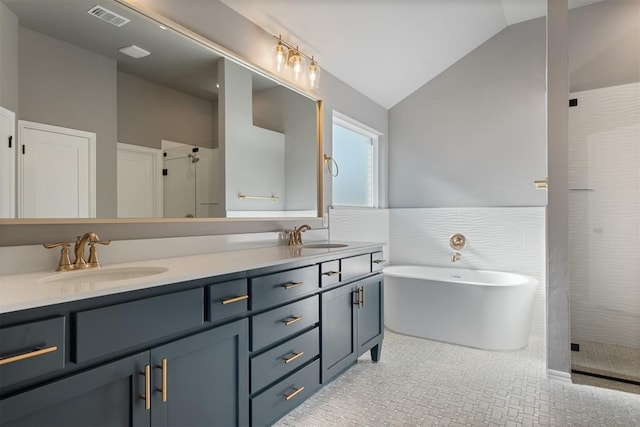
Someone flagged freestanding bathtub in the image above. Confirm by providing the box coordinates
[383,265,538,351]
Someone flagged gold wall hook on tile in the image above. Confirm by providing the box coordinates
[534,178,548,190]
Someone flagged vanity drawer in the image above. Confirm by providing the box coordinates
[341,254,371,282]
[208,279,248,323]
[0,317,65,389]
[250,265,319,311]
[371,251,386,272]
[251,359,320,427]
[251,296,319,351]
[320,260,341,287]
[74,288,203,363]
[251,327,319,393]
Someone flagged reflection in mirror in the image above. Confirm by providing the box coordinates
[0,0,319,219]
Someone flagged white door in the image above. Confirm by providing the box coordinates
[18,121,96,218]
[117,142,163,217]
[0,107,16,218]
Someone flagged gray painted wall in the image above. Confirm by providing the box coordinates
[388,17,547,208]
[0,2,18,114]
[569,0,640,92]
[118,71,217,150]
[18,26,118,217]
[253,86,317,210]
[221,59,286,212]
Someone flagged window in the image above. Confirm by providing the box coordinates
[332,112,380,208]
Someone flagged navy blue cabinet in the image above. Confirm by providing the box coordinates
[0,351,150,426]
[0,320,248,427]
[321,273,383,384]
[150,320,248,427]
[0,247,383,426]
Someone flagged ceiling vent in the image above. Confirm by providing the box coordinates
[87,5,130,27]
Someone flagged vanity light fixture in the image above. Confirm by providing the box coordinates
[272,34,321,89]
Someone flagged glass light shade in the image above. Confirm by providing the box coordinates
[308,60,321,89]
[273,41,288,73]
[288,49,304,81]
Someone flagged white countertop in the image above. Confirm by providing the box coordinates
[0,242,382,314]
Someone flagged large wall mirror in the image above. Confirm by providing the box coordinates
[0,0,322,222]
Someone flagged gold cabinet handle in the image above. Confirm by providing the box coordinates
[284,386,305,401]
[358,287,364,308]
[372,259,386,264]
[282,281,303,290]
[155,359,167,402]
[361,287,365,308]
[140,365,151,410]
[322,271,341,277]
[283,315,303,326]
[283,351,304,364]
[0,345,58,366]
[221,294,249,305]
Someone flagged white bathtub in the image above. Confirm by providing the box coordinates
[383,265,538,351]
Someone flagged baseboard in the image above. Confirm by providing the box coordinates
[547,369,572,383]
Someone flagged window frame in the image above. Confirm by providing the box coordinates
[331,111,382,209]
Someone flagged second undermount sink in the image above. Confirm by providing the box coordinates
[303,243,349,249]
[41,266,169,285]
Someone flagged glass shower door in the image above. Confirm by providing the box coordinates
[568,82,640,386]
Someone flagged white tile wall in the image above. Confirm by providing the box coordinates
[328,208,390,261]
[389,207,546,335]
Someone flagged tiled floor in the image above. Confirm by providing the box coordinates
[276,330,640,426]
[571,340,640,384]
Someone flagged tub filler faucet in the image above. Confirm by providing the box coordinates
[451,252,461,262]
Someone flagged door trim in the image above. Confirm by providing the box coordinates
[0,106,16,218]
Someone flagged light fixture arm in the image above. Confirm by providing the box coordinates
[274,35,317,65]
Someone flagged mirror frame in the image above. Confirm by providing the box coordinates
[0,0,325,246]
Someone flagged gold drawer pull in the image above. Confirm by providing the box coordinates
[0,345,58,366]
[322,271,341,277]
[372,259,386,264]
[283,316,303,326]
[283,281,303,290]
[221,294,249,305]
[283,351,304,364]
[284,386,305,401]
[155,358,167,402]
[140,365,151,410]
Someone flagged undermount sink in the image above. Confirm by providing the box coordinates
[303,243,349,249]
[41,266,168,285]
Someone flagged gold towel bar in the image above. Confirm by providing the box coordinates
[237,193,279,201]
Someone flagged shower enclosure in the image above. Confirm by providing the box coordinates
[568,81,640,387]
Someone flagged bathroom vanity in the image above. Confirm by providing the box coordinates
[0,244,384,426]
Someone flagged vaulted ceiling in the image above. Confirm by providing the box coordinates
[222,0,602,108]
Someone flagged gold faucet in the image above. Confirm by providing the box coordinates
[288,224,311,247]
[44,232,110,271]
[74,232,110,269]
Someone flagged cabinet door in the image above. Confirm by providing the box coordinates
[0,352,149,427]
[150,319,248,427]
[357,275,384,358]
[321,284,357,383]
